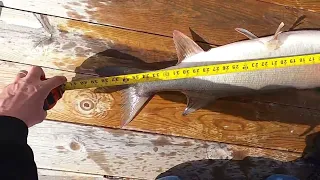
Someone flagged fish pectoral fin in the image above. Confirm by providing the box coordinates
[265,22,285,50]
[183,92,214,115]
[173,30,204,64]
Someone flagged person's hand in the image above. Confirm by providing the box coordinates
[0,66,67,127]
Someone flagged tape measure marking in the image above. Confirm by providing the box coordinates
[64,53,320,90]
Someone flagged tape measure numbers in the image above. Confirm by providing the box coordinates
[64,53,320,90]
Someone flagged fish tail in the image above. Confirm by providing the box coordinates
[95,55,176,127]
[120,86,152,127]
[119,30,206,127]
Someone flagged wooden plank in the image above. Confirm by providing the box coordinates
[3,0,320,45]
[260,0,320,13]
[0,60,319,153]
[30,120,300,179]
[38,169,105,180]
[0,7,177,74]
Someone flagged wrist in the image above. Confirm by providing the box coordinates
[0,116,28,144]
[0,111,28,127]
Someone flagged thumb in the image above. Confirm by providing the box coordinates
[42,76,67,91]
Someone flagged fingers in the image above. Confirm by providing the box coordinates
[41,76,67,91]
[14,70,28,82]
[26,66,45,81]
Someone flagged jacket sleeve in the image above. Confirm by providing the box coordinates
[0,116,38,180]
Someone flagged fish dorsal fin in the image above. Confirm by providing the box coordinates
[173,30,204,64]
[235,28,259,40]
[236,22,285,50]
[183,91,215,115]
[235,28,264,45]
[273,22,285,40]
[265,22,285,50]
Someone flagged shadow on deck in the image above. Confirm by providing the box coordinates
[156,132,320,180]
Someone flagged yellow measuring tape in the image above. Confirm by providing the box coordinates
[64,53,320,90]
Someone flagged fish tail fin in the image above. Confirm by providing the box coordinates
[120,86,153,127]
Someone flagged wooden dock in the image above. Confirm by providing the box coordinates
[1,0,320,179]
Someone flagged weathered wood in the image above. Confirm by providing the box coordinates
[0,7,177,73]
[260,0,320,13]
[38,169,105,180]
[30,120,300,179]
[2,0,320,45]
[0,60,319,152]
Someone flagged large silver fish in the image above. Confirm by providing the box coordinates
[121,22,320,127]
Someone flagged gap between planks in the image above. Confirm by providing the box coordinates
[38,168,105,180]
[2,0,320,45]
[0,7,178,72]
[38,168,140,180]
[258,0,320,13]
[0,4,183,44]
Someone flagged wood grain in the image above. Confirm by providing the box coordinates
[3,0,320,45]
[30,120,300,179]
[260,0,320,13]
[0,59,319,152]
